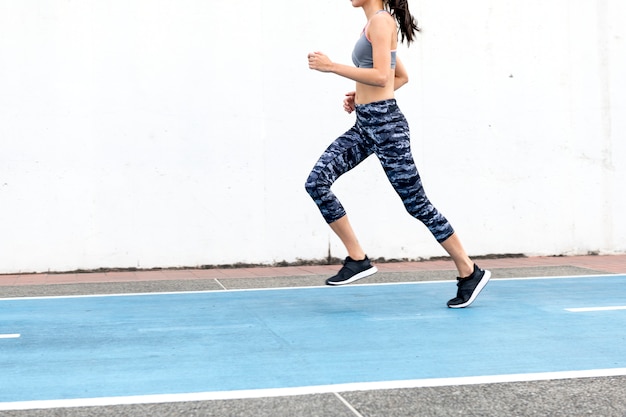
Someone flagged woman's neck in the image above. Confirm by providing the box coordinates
[362,1,385,20]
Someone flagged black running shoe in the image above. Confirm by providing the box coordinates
[326,256,378,285]
[447,264,491,308]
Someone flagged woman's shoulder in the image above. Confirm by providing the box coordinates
[368,10,396,30]
[367,10,396,38]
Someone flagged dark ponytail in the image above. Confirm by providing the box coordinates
[386,0,419,45]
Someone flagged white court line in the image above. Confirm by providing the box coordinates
[2,368,626,411]
[334,392,366,417]
[1,273,622,301]
[0,334,20,339]
[566,306,626,312]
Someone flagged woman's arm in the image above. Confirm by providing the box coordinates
[308,14,396,88]
[307,52,389,87]
[394,56,409,90]
[343,91,356,113]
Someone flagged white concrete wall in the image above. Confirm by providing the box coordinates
[1,0,624,273]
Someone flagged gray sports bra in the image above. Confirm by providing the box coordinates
[351,10,397,69]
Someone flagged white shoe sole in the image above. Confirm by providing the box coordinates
[448,269,491,308]
[326,266,378,286]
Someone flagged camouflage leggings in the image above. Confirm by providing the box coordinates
[305,98,455,243]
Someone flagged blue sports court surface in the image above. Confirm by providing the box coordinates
[1,274,625,410]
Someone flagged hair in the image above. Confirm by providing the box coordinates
[385,0,419,45]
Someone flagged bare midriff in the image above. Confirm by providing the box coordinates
[354,68,396,105]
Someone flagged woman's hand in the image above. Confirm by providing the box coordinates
[343,91,356,114]
[308,51,334,73]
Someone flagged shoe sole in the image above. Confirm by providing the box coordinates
[448,269,491,308]
[326,266,378,286]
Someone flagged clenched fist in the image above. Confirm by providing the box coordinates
[308,51,334,72]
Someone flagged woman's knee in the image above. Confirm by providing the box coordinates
[305,171,322,198]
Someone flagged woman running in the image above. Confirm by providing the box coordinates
[305,0,490,308]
